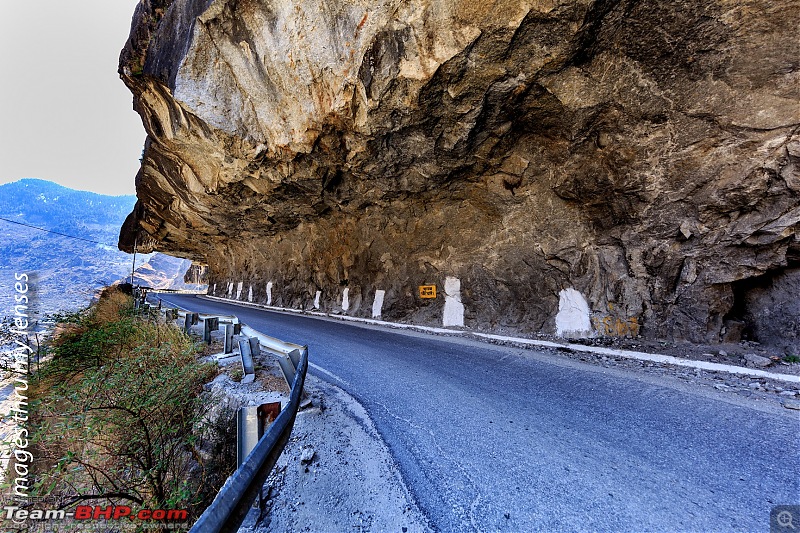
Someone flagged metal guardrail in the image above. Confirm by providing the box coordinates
[151,299,310,531]
[240,325,304,388]
[178,314,309,533]
[189,340,308,532]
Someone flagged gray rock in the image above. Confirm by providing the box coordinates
[721,321,746,344]
[782,400,800,410]
[300,446,316,464]
[744,354,772,368]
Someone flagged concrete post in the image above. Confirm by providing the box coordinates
[248,336,261,357]
[238,338,255,383]
[203,317,220,345]
[224,324,234,354]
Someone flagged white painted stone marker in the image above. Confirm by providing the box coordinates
[443,276,465,327]
[372,289,385,319]
[266,281,273,305]
[314,290,321,310]
[247,285,253,302]
[555,287,592,338]
[342,288,350,312]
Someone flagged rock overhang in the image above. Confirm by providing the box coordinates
[117,0,800,349]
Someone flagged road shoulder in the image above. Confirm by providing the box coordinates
[239,376,432,533]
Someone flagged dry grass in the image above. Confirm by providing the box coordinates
[48,322,87,346]
[258,371,290,393]
[88,286,132,325]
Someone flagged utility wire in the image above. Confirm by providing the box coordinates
[0,216,116,247]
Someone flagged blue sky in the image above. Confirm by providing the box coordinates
[0,1,145,196]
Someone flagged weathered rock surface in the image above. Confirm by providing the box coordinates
[119,0,800,350]
[743,353,772,368]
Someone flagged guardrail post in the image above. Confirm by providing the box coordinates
[204,319,212,344]
[184,313,192,334]
[248,337,260,357]
[288,348,301,369]
[236,407,263,467]
[224,324,234,354]
[204,317,220,345]
[276,354,296,389]
[238,338,256,384]
[191,312,200,325]
[234,323,242,335]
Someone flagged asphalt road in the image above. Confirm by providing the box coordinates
[160,294,799,532]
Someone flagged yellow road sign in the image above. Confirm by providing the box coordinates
[419,285,437,299]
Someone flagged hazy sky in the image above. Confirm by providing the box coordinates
[0,1,145,196]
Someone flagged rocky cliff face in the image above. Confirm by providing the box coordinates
[119,0,800,351]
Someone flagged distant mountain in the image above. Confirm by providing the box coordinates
[0,179,202,318]
[130,253,206,291]
[0,179,137,246]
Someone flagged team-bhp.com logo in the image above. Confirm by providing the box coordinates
[4,504,188,525]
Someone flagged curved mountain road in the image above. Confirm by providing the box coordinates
[160,294,799,532]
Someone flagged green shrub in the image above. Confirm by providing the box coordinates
[30,287,220,527]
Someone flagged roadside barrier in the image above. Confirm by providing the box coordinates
[156,301,309,533]
[190,340,307,532]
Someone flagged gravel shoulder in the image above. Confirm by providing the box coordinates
[239,376,431,533]
[475,336,800,412]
